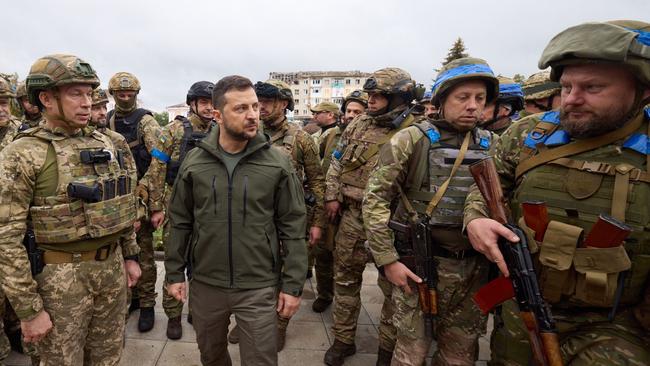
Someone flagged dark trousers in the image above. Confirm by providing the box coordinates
[190,280,278,366]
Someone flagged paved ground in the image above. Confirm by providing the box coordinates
[6,261,492,365]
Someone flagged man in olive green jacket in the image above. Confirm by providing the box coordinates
[165,75,307,366]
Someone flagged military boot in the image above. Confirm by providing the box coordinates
[166,316,182,340]
[228,324,240,344]
[324,339,356,365]
[128,295,140,314]
[311,297,332,313]
[376,346,393,366]
[138,307,155,332]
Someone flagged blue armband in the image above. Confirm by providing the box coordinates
[151,148,170,163]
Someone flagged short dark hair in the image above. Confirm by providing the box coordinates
[212,75,254,110]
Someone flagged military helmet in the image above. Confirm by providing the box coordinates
[341,89,368,113]
[108,72,141,95]
[92,88,109,106]
[186,81,215,105]
[15,81,27,99]
[496,76,524,111]
[362,67,415,99]
[432,57,499,106]
[0,77,15,98]
[419,90,433,104]
[539,20,650,86]
[522,70,561,101]
[254,79,294,111]
[26,54,100,107]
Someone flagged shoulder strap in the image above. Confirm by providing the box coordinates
[515,113,645,180]
[178,118,194,163]
[424,131,471,216]
[341,114,416,174]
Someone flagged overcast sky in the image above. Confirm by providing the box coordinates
[1,0,647,111]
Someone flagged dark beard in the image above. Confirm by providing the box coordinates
[559,104,634,139]
[222,120,255,142]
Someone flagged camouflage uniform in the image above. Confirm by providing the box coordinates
[15,82,44,130]
[0,54,140,365]
[480,76,524,136]
[325,68,421,363]
[519,70,561,120]
[154,112,213,320]
[464,21,650,366]
[107,73,164,314]
[363,58,499,366]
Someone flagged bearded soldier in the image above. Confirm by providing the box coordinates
[0,54,141,366]
[465,20,650,365]
[15,81,44,130]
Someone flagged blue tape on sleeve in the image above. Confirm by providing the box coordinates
[544,130,571,147]
[426,129,441,143]
[333,150,343,160]
[623,133,649,155]
[524,130,548,149]
[151,148,170,163]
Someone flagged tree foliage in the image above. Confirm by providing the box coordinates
[442,37,469,66]
[153,111,169,126]
[513,74,526,84]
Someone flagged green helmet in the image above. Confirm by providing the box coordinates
[92,88,109,106]
[108,72,141,94]
[341,89,368,113]
[254,79,294,111]
[363,67,415,99]
[0,77,15,99]
[539,20,650,86]
[522,70,560,101]
[26,54,100,108]
[432,57,499,106]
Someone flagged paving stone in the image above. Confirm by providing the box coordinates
[283,320,331,351]
[119,338,165,366]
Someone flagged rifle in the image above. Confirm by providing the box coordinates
[388,219,437,338]
[469,158,562,366]
[23,229,44,276]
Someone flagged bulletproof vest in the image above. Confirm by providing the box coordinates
[165,116,211,185]
[406,122,491,226]
[108,108,154,179]
[338,113,416,202]
[321,126,341,175]
[21,127,136,245]
[512,109,650,308]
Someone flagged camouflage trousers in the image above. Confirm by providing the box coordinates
[391,255,489,366]
[136,220,157,307]
[0,290,8,364]
[490,300,650,366]
[34,246,127,366]
[332,204,396,350]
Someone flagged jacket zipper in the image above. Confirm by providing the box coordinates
[243,175,248,226]
[228,172,234,288]
[212,176,217,215]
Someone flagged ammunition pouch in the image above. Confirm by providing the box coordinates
[80,149,112,164]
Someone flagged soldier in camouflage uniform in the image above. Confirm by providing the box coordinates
[0,76,20,366]
[15,81,44,130]
[257,79,325,350]
[464,20,650,365]
[311,92,368,313]
[0,54,142,366]
[107,72,165,332]
[146,81,215,340]
[479,76,524,135]
[324,68,420,366]
[417,90,437,119]
[363,58,498,366]
[520,70,561,119]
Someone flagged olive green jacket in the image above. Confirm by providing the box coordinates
[165,125,307,296]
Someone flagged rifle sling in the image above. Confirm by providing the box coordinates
[515,113,645,180]
[425,131,471,217]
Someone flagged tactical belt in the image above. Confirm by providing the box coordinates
[431,246,479,260]
[42,242,118,264]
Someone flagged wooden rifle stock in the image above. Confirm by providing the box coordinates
[469,158,510,224]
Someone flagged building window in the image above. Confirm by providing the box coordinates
[294,99,299,105]
[313,89,320,94]
[304,80,308,85]
[294,89,299,95]
[324,79,330,85]
[355,79,360,84]
[303,110,308,115]
[333,98,342,104]
[346,79,351,85]
[313,79,321,85]
[315,98,320,104]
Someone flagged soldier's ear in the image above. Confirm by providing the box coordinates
[39,90,54,110]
